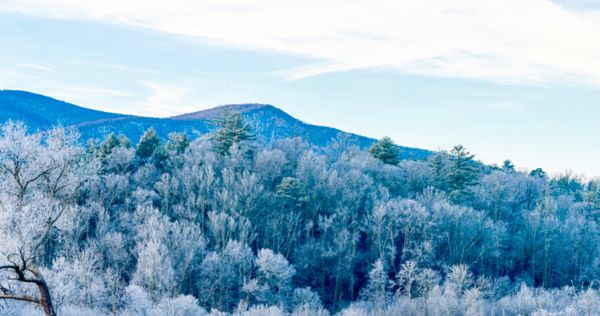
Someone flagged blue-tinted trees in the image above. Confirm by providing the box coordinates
[1,121,599,316]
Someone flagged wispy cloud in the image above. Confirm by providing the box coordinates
[17,63,56,73]
[484,101,523,113]
[136,82,207,117]
[70,59,163,75]
[275,62,353,81]
[453,100,524,113]
[4,0,600,85]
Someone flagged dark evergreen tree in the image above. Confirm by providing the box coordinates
[212,111,254,155]
[502,159,515,172]
[276,177,307,207]
[166,132,189,155]
[369,136,400,165]
[135,128,161,160]
[447,145,479,202]
[99,133,120,157]
[428,153,448,190]
[530,167,547,179]
[151,146,171,172]
[118,134,131,148]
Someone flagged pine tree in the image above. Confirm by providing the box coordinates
[95,133,131,162]
[136,128,161,160]
[502,159,515,172]
[428,153,448,189]
[151,146,171,172]
[212,111,254,155]
[447,145,479,202]
[276,177,307,207]
[166,132,189,155]
[118,134,131,148]
[530,168,547,179]
[369,136,400,165]
[99,133,120,158]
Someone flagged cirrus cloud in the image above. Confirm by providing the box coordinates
[4,0,600,84]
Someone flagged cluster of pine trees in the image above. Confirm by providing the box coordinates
[1,113,600,315]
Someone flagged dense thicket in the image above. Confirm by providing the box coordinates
[1,118,599,316]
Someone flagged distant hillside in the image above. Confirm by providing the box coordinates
[0,90,432,160]
[0,90,125,129]
[172,104,272,120]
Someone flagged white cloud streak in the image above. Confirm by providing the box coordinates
[69,59,163,75]
[4,0,600,85]
[137,82,207,117]
[17,63,56,73]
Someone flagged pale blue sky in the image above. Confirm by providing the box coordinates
[1,1,600,176]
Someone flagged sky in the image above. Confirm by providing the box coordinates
[1,0,600,177]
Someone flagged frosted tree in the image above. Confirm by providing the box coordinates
[44,248,108,310]
[198,240,254,311]
[432,201,501,267]
[149,295,206,316]
[253,148,289,187]
[243,249,296,306]
[396,200,431,263]
[291,287,324,312]
[169,220,206,295]
[0,119,599,315]
[366,202,397,268]
[121,285,152,316]
[463,287,483,316]
[395,261,418,299]
[445,264,473,298]
[132,239,175,302]
[360,259,391,310]
[131,207,176,301]
[103,146,135,174]
[416,268,440,314]
[0,123,97,316]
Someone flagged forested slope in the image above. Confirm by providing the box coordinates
[0,113,599,316]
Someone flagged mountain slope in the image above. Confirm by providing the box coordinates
[0,90,126,129]
[0,90,431,159]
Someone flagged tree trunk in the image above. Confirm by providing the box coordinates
[36,281,57,316]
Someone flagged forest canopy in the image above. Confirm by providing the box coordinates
[1,117,600,316]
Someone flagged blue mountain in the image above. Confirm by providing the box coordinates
[0,90,431,160]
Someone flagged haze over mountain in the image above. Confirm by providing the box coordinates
[0,90,431,159]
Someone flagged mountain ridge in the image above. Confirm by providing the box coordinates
[171,103,278,120]
[0,90,432,160]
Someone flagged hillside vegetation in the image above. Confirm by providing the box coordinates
[0,113,599,315]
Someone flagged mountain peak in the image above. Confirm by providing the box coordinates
[170,103,279,121]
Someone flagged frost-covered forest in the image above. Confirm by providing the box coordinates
[1,113,600,316]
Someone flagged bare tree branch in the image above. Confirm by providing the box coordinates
[0,294,40,304]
